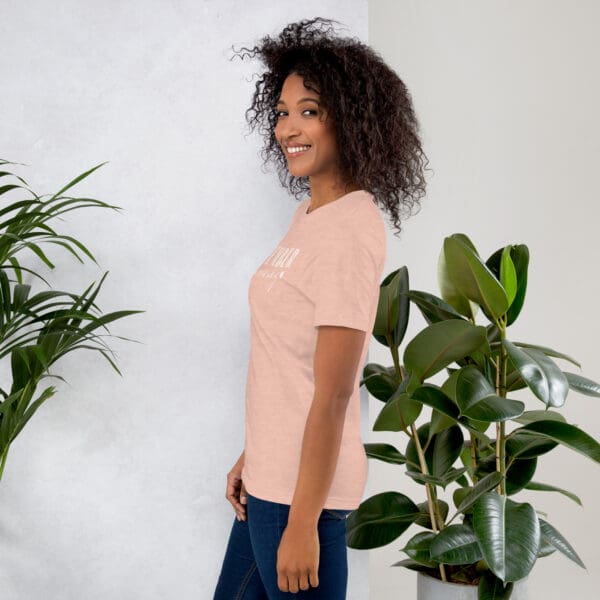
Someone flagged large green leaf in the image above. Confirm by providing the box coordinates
[440,373,497,440]
[503,458,538,495]
[410,383,486,442]
[362,364,398,401]
[389,558,431,572]
[486,244,529,327]
[404,319,488,381]
[455,365,494,407]
[430,425,465,477]
[563,372,600,397]
[538,534,557,558]
[401,289,466,325]
[505,430,558,459]
[363,443,406,465]
[374,267,410,347]
[503,340,568,408]
[430,407,458,435]
[465,394,525,423]
[453,486,472,512]
[516,420,600,464]
[453,365,523,423]
[512,342,580,368]
[455,365,504,422]
[539,518,585,568]
[449,472,504,522]
[461,395,525,423]
[443,235,509,322]
[406,423,464,484]
[478,570,515,600]
[373,390,422,432]
[499,246,517,307]
[426,369,496,443]
[513,410,566,425]
[505,245,529,326]
[476,455,537,496]
[414,499,449,530]
[345,491,419,550]
[438,235,478,319]
[393,267,410,345]
[429,523,483,564]
[402,531,438,566]
[524,481,582,506]
[406,467,467,489]
[473,493,540,582]
[410,384,460,421]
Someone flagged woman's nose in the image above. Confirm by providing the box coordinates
[277,115,301,137]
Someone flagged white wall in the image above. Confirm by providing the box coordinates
[2,1,597,598]
[368,1,600,598]
[0,1,370,599]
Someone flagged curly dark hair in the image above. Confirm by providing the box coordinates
[230,17,431,236]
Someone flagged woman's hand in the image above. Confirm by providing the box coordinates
[276,522,320,592]
[226,451,248,521]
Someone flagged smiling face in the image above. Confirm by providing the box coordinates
[274,72,341,184]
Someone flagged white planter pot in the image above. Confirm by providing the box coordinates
[417,572,528,600]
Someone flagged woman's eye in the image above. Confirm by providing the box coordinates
[275,109,317,117]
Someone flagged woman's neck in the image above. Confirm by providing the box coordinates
[306,181,361,212]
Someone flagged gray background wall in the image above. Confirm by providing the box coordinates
[0,1,598,599]
[368,1,600,598]
[0,1,370,599]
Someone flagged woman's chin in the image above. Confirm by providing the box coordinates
[287,167,310,178]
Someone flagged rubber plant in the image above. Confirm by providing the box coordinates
[0,158,142,482]
[346,233,600,599]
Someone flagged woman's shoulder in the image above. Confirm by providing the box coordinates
[344,191,386,236]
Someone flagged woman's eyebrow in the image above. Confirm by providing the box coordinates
[276,97,320,106]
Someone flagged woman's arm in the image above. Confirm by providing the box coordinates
[287,324,367,527]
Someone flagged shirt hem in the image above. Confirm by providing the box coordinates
[243,475,364,510]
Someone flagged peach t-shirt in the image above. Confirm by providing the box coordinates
[241,189,386,509]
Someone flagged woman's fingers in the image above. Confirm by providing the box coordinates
[226,473,247,520]
[232,488,247,521]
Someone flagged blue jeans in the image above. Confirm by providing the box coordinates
[213,493,353,599]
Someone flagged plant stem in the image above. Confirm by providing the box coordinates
[469,433,478,483]
[432,485,446,532]
[409,421,447,582]
[394,343,446,580]
[389,335,401,378]
[495,422,506,495]
[494,320,508,496]
[390,340,412,437]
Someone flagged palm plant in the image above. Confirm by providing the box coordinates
[0,158,142,482]
[347,233,600,599]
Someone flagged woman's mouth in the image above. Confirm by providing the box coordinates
[286,145,311,157]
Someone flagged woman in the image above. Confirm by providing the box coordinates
[214,17,428,599]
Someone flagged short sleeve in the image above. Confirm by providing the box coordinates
[309,220,383,331]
